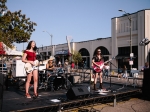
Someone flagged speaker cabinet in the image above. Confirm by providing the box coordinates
[0,84,3,111]
[142,69,150,99]
[149,52,150,69]
[66,86,90,100]
[68,75,81,84]
[0,74,4,86]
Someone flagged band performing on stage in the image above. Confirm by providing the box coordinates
[21,43,111,99]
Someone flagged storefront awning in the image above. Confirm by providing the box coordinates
[55,50,69,57]
[115,54,136,59]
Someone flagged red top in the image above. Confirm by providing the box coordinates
[24,50,36,61]
[71,63,75,68]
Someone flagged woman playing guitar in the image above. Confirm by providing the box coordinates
[22,41,38,98]
[92,48,105,90]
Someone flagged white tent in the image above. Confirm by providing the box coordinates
[7,50,23,56]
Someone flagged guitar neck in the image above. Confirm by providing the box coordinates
[104,59,112,64]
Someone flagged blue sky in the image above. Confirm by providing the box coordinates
[6,0,150,51]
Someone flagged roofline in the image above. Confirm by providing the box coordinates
[76,37,111,43]
[111,9,150,19]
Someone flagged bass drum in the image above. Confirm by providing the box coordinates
[48,76,65,90]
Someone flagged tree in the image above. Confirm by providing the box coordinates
[72,50,82,69]
[0,0,37,48]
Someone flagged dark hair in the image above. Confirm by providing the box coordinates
[26,41,37,51]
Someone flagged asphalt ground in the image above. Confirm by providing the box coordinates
[63,97,150,112]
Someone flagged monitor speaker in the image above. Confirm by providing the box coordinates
[66,86,90,100]
[142,69,150,99]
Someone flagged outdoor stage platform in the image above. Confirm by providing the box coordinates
[2,82,141,112]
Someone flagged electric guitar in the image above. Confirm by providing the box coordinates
[24,60,39,73]
[93,57,115,72]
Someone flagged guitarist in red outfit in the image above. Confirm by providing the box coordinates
[22,41,38,98]
[92,49,105,90]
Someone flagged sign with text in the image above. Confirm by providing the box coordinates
[55,50,69,55]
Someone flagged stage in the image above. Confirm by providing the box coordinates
[2,82,141,112]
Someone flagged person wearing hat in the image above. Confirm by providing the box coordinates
[46,58,55,76]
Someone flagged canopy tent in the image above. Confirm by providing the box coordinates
[7,50,23,56]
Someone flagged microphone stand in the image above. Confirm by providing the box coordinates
[107,61,117,92]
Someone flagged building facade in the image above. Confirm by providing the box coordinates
[111,9,150,70]
[38,9,150,70]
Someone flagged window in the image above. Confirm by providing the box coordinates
[132,21,134,31]
[135,20,137,30]
[48,51,51,56]
[126,23,128,32]
[118,46,138,69]
[121,24,122,33]
[79,48,89,56]
[124,23,125,32]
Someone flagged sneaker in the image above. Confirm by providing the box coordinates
[25,93,31,98]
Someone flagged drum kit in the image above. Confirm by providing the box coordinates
[38,69,72,91]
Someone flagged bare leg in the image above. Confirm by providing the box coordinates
[99,72,105,89]
[93,73,98,90]
[26,73,32,94]
[33,69,38,94]
[99,72,103,83]
[94,73,98,84]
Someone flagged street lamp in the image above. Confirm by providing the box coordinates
[119,9,132,69]
[139,38,150,62]
[43,31,53,46]
[43,31,53,57]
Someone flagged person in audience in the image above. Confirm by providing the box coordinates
[141,62,149,71]
[57,64,64,75]
[117,66,123,79]
[123,65,128,78]
[103,63,110,80]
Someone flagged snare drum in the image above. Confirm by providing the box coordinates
[48,76,65,90]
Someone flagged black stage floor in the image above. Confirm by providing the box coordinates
[2,82,141,112]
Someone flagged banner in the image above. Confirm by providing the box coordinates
[66,36,72,54]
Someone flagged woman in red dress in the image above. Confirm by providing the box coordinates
[22,41,38,98]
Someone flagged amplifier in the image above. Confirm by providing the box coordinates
[68,75,81,84]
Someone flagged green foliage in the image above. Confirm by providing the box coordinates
[72,50,82,65]
[0,0,37,48]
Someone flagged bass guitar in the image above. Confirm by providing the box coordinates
[24,60,39,73]
[93,57,115,72]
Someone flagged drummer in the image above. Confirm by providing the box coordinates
[46,58,55,77]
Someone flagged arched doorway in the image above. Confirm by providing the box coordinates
[79,48,90,68]
[93,46,110,61]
